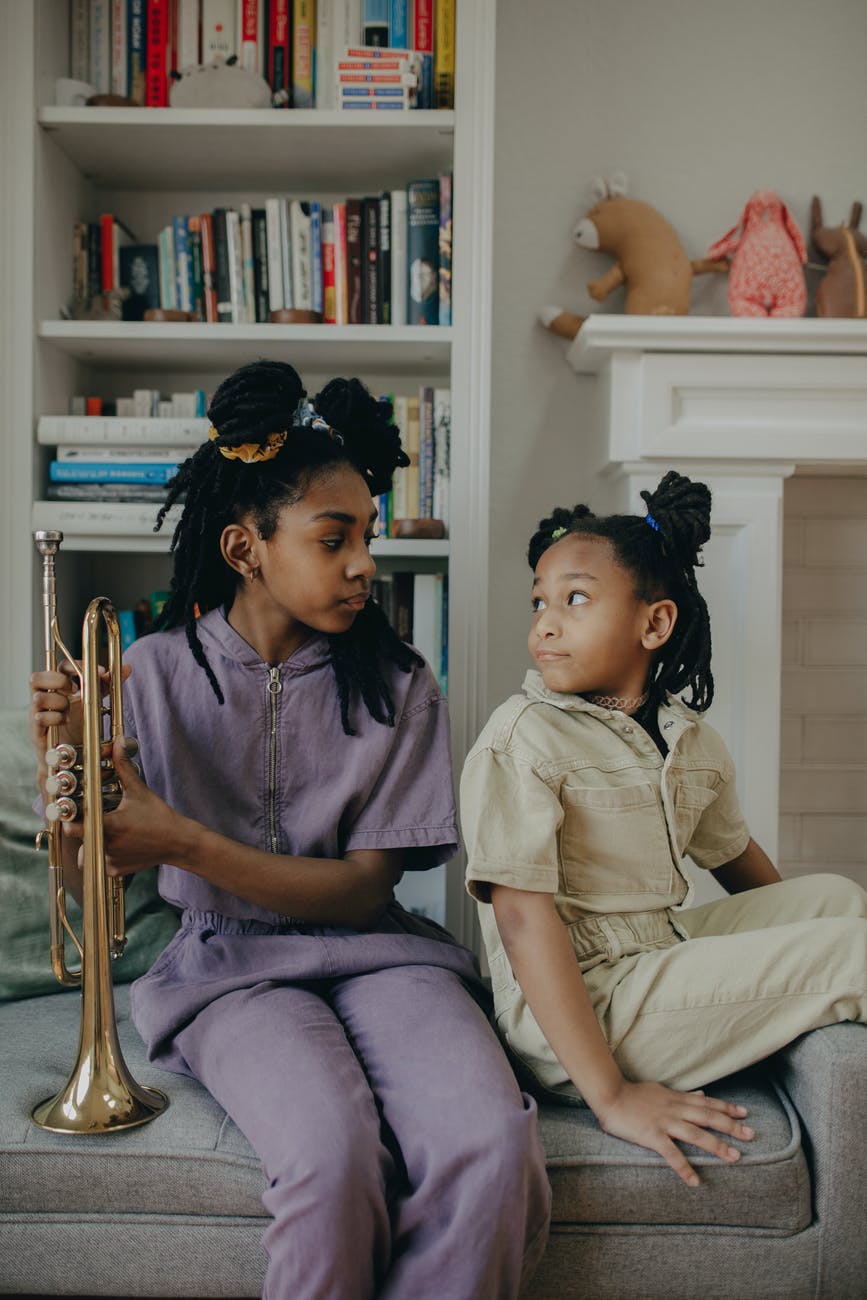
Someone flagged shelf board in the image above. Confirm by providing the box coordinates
[38,321,452,373]
[38,107,455,190]
[32,502,449,558]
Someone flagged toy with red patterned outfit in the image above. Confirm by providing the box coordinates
[706,189,807,317]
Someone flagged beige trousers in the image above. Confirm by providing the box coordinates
[583,873,867,1093]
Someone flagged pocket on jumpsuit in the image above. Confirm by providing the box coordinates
[559,782,675,898]
[672,783,718,857]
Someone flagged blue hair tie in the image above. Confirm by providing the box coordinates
[293,399,344,444]
[645,513,660,533]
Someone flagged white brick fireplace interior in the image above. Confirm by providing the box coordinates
[570,317,867,902]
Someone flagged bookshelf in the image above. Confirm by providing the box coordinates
[1,0,495,949]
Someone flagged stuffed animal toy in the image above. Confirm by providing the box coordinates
[169,58,273,109]
[540,175,727,341]
[706,190,807,317]
[810,197,867,318]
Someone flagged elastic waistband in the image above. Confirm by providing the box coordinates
[181,908,323,936]
[566,909,681,964]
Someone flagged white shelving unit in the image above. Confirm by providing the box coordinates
[1,0,496,948]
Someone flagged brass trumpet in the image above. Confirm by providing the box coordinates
[32,530,167,1132]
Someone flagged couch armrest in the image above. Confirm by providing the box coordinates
[773,1023,867,1300]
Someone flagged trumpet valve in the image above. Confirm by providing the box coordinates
[45,796,79,823]
[46,742,77,769]
[45,769,79,798]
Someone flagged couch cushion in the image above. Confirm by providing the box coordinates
[0,985,268,1218]
[538,1070,811,1233]
[0,707,180,1001]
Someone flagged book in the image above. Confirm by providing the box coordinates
[268,0,292,104]
[309,201,323,316]
[388,0,408,51]
[212,207,233,322]
[90,0,112,94]
[418,385,434,516]
[49,462,181,485]
[264,197,284,313]
[407,179,440,325]
[237,0,262,72]
[45,484,173,503]
[226,208,245,323]
[202,0,236,62]
[401,395,420,516]
[362,196,379,325]
[434,0,455,109]
[37,416,209,445]
[157,224,176,309]
[346,198,364,324]
[173,215,193,313]
[438,172,452,327]
[315,0,336,108]
[110,0,129,96]
[337,70,416,84]
[412,571,444,684]
[32,501,184,534]
[100,214,136,293]
[240,203,256,324]
[188,216,204,319]
[70,0,90,82]
[127,0,147,104]
[333,201,348,323]
[321,207,336,323]
[391,570,414,641]
[389,394,409,521]
[377,193,391,323]
[57,444,192,463]
[292,0,315,108]
[361,0,389,47]
[279,197,294,308]
[432,386,450,531]
[119,243,160,320]
[199,212,219,322]
[178,0,201,68]
[290,200,313,312]
[145,0,170,106]
[413,0,433,107]
[338,97,408,110]
[390,189,407,326]
[251,208,270,322]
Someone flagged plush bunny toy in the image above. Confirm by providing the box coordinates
[706,190,807,317]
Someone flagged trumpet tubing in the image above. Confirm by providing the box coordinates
[32,530,167,1133]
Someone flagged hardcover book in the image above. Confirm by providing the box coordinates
[292,0,315,108]
[346,198,364,324]
[378,193,391,324]
[119,243,160,321]
[363,196,380,325]
[438,172,452,327]
[407,179,440,325]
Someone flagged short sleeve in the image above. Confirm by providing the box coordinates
[460,748,563,902]
[343,676,457,870]
[686,764,751,870]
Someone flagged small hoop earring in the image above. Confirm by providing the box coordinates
[247,567,258,583]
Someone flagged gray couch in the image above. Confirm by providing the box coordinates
[2,708,866,1299]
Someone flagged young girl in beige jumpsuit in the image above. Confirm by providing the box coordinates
[461,471,867,1187]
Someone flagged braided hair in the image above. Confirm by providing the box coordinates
[527,471,714,711]
[153,359,419,734]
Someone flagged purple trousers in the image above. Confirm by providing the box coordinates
[161,942,551,1299]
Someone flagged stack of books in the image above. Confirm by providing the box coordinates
[67,0,455,111]
[373,387,450,538]
[336,45,422,112]
[78,177,452,327]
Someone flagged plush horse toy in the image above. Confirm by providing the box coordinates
[540,174,726,341]
[810,196,867,318]
[706,190,807,317]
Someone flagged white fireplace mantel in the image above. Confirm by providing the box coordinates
[565,316,867,878]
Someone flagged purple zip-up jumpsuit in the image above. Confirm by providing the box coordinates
[124,609,551,1299]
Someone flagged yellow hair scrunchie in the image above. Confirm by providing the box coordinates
[209,426,288,464]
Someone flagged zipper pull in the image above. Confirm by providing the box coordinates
[268,666,283,696]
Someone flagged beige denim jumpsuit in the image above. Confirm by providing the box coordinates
[461,672,867,1097]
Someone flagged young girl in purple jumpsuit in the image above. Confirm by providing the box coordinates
[30,360,550,1300]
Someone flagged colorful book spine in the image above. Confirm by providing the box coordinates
[321,207,337,324]
[406,179,440,325]
[127,0,147,104]
[413,0,433,108]
[438,172,452,327]
[172,215,193,313]
[339,98,408,110]
[418,386,434,517]
[188,217,204,319]
[309,201,323,315]
[390,189,407,326]
[378,192,391,324]
[434,0,455,108]
[145,0,170,106]
[202,0,236,62]
[292,0,315,108]
[388,0,408,50]
[268,0,292,104]
[199,212,219,322]
[346,198,364,324]
[49,462,181,485]
[363,196,380,325]
[212,208,233,322]
[361,0,389,47]
[238,0,261,72]
[110,0,129,96]
[333,201,348,324]
[402,395,420,515]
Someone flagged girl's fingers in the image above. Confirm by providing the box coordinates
[668,1121,742,1163]
[657,1137,701,1187]
[681,1101,754,1140]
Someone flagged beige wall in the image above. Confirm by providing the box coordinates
[489,0,867,708]
[488,0,867,870]
[781,476,867,890]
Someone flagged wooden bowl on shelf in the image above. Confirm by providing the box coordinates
[390,518,446,539]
